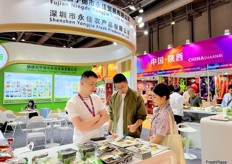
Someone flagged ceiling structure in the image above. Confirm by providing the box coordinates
[0,0,230,49]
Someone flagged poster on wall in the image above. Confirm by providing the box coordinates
[106,83,113,106]
[54,75,81,102]
[187,77,200,94]
[96,81,106,104]
[4,72,52,104]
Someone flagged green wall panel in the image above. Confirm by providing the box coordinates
[0,63,91,112]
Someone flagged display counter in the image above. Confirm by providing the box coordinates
[201,115,232,163]
[16,138,177,164]
[184,107,222,122]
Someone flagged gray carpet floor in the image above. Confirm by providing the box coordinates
[4,126,201,164]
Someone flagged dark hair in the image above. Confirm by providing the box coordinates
[174,85,181,92]
[28,100,34,106]
[113,73,127,84]
[81,70,98,80]
[153,83,170,100]
[168,85,174,93]
[228,84,232,89]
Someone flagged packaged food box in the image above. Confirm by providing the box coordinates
[126,146,151,160]
[78,142,96,161]
[98,150,133,164]
[97,145,116,155]
[57,148,77,164]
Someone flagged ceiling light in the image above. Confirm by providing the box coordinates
[171,21,175,25]
[21,39,25,42]
[63,45,66,48]
[225,72,228,75]
[128,5,136,11]
[70,47,73,49]
[139,8,144,13]
[138,22,144,28]
[144,30,148,35]
[224,29,230,35]
[12,37,16,40]
[186,39,190,44]
[167,44,172,49]
[113,42,117,46]
[136,16,143,24]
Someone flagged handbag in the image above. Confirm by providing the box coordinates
[161,111,186,164]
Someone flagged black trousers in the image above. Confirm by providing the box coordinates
[174,115,183,125]
[29,112,39,118]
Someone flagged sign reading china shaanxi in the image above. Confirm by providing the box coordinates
[0,45,8,69]
[0,0,136,47]
[137,34,232,74]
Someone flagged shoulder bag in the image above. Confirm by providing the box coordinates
[161,111,186,164]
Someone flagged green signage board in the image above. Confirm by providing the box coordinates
[0,63,91,112]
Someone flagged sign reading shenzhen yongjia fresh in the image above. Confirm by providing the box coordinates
[0,0,136,47]
[0,45,8,69]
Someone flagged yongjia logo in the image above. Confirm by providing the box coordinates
[0,45,8,69]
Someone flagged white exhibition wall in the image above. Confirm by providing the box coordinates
[3,42,131,65]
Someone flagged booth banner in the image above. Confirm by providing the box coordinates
[105,83,113,106]
[92,66,102,80]
[0,0,136,46]
[157,66,206,75]
[208,63,232,70]
[96,81,106,104]
[137,35,232,74]
[107,64,118,79]
[137,71,158,77]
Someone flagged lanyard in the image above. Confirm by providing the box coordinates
[78,93,95,116]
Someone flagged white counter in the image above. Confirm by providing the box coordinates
[183,109,222,115]
[201,115,232,163]
[17,143,177,164]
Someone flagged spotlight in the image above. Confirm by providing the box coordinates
[113,42,117,46]
[224,29,230,35]
[21,39,25,42]
[135,16,143,24]
[171,21,175,25]
[144,30,148,35]
[12,37,16,40]
[139,8,144,13]
[167,44,172,49]
[139,22,144,28]
[186,39,190,44]
[128,5,136,11]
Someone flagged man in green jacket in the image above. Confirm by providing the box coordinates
[108,73,147,138]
